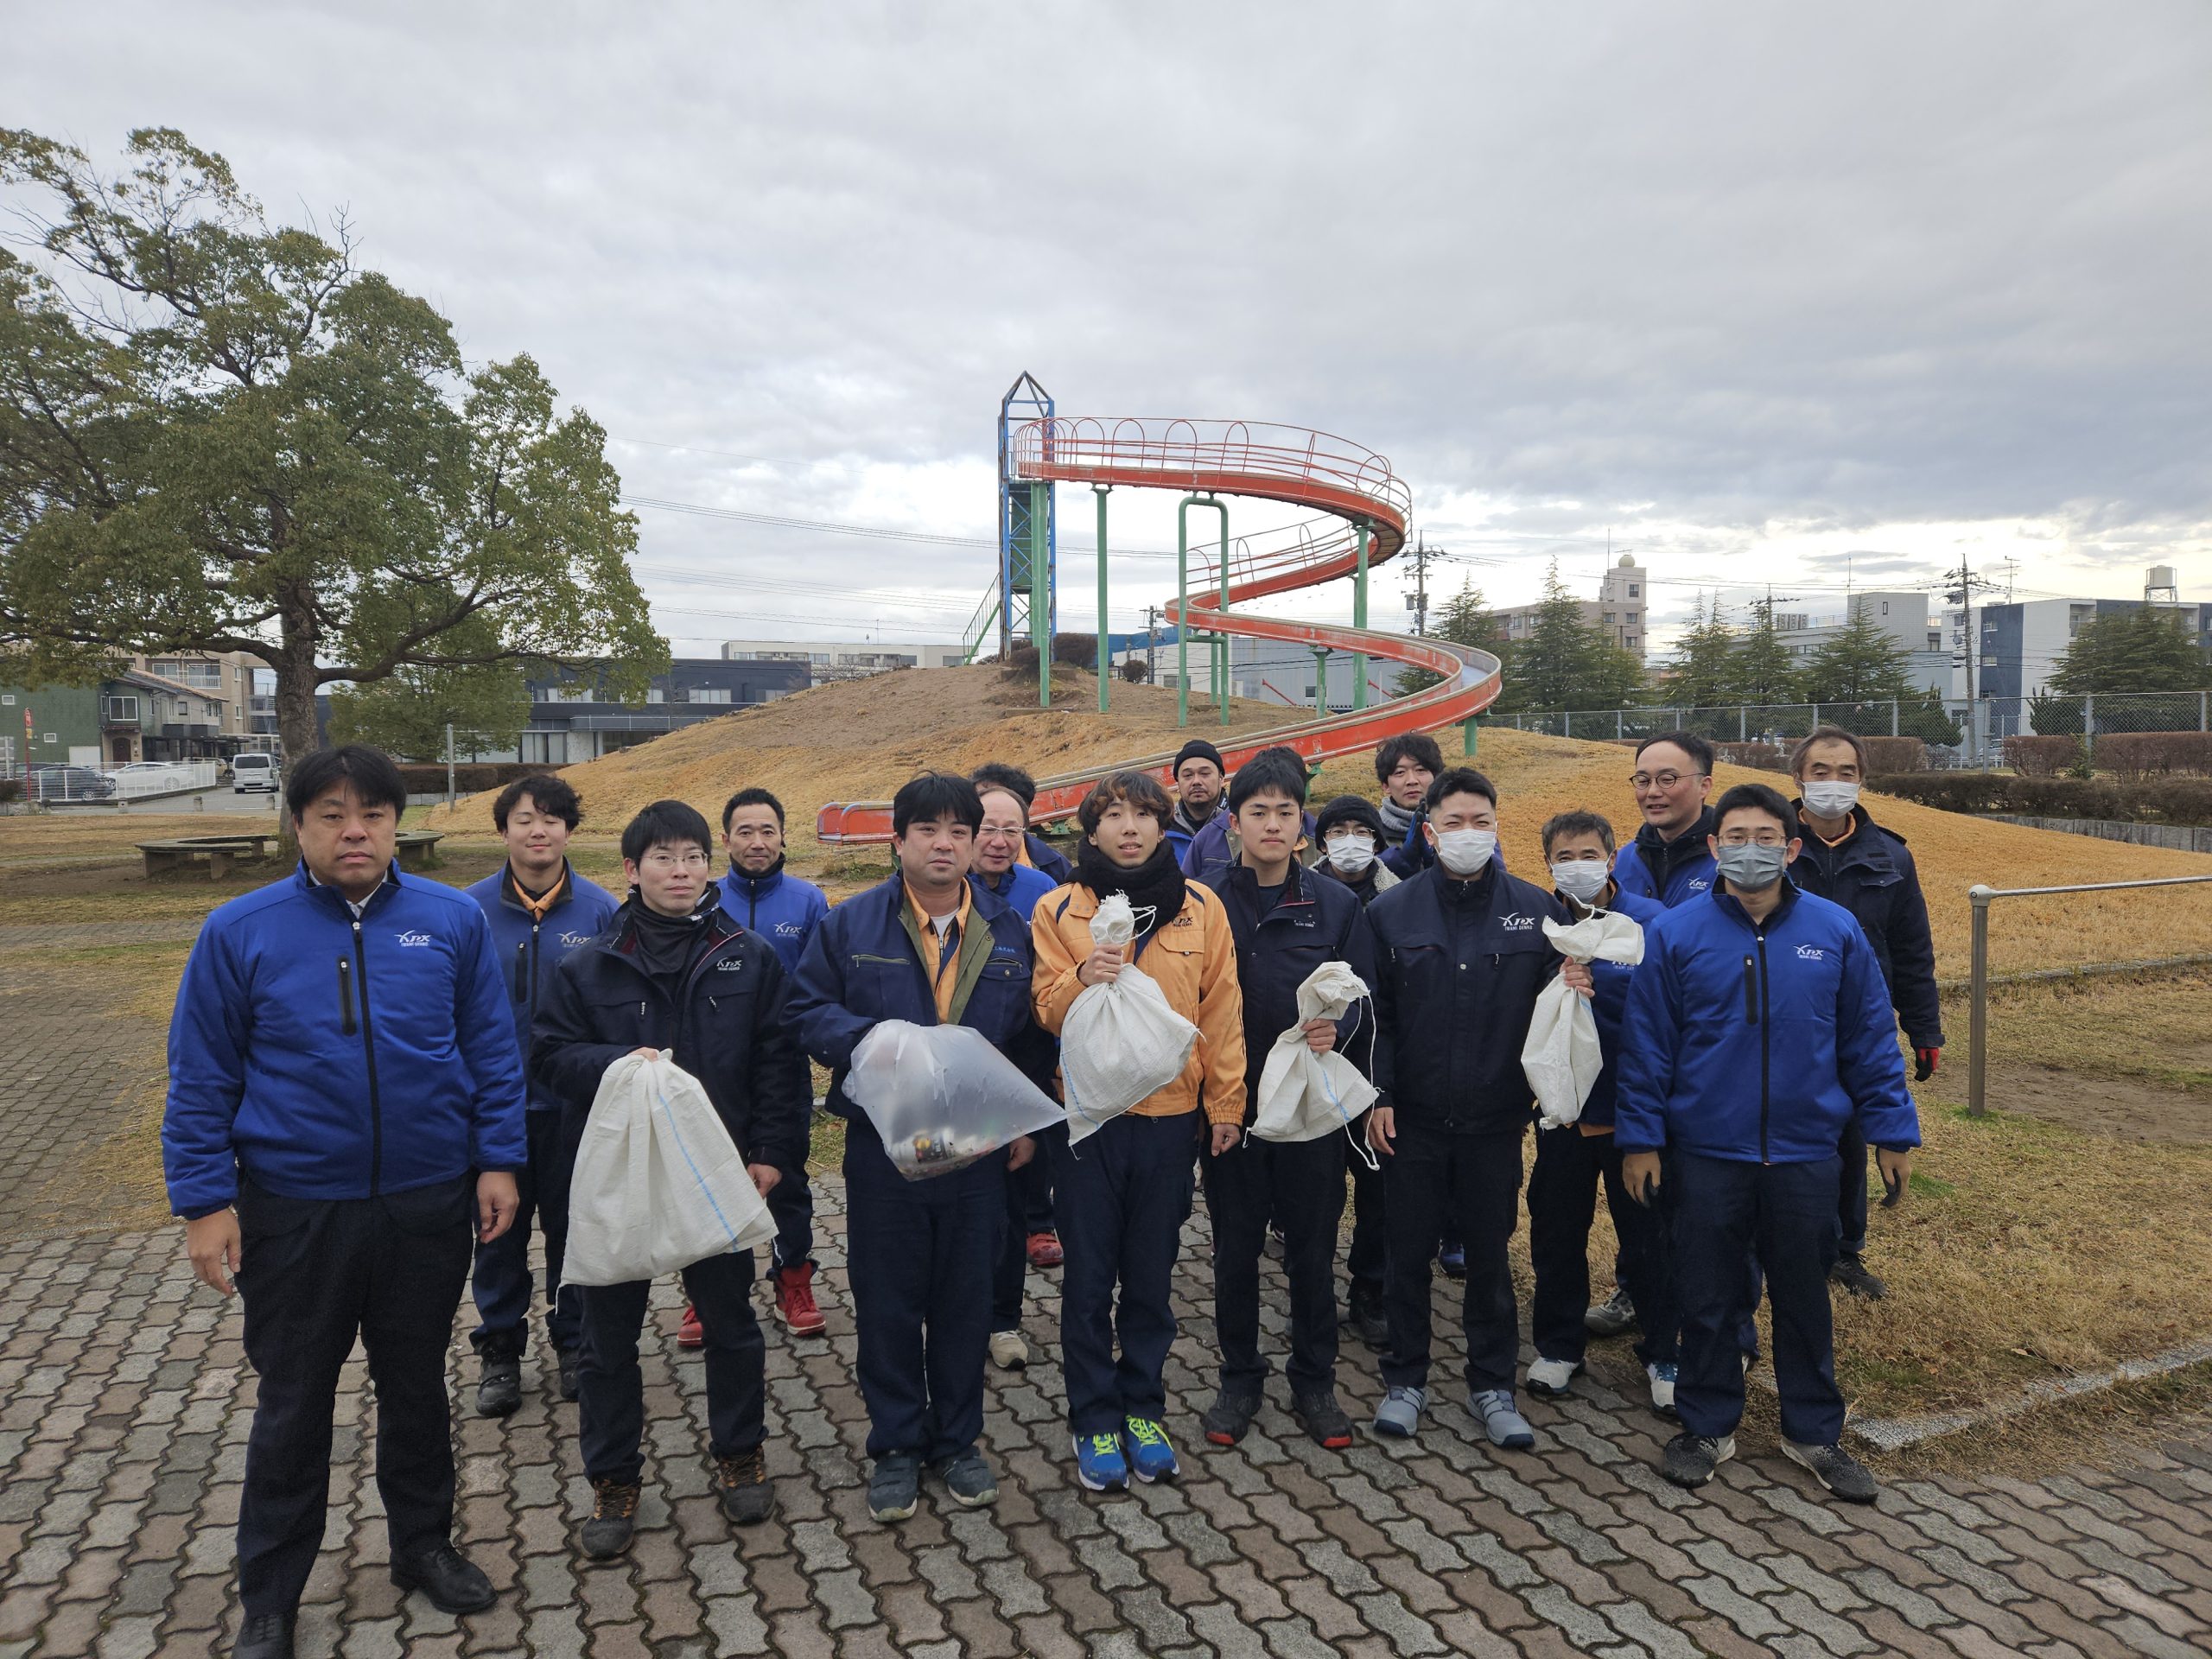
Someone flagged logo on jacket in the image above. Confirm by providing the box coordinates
[558,931,592,948]
[773,921,804,938]
[1795,944,1826,961]
[396,930,433,948]
[715,958,744,973]
[1500,914,1535,932]
[1688,878,1711,892]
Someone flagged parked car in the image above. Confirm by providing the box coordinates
[231,753,280,794]
[27,765,119,802]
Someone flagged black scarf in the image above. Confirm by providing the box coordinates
[626,898,712,988]
[1076,839,1187,942]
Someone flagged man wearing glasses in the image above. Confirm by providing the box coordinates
[1612,731,1719,908]
[1615,783,1918,1505]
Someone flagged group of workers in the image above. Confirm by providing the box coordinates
[161,721,1940,1659]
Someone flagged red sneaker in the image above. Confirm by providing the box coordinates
[1025,1231,1065,1269]
[677,1302,704,1350]
[773,1262,827,1337]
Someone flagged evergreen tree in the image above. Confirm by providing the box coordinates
[1393,580,1500,696]
[1663,594,1740,709]
[1489,562,1647,715]
[2048,606,2212,696]
[1797,602,1916,705]
[1731,594,1801,712]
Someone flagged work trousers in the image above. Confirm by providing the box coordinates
[845,1128,1001,1462]
[1380,1121,1524,1395]
[235,1176,473,1617]
[469,1109,579,1357]
[1837,1115,1872,1258]
[1526,1124,1676,1369]
[1202,1130,1344,1398]
[769,1164,815,1272]
[1344,1112,1387,1300]
[994,1124,1066,1335]
[1054,1110,1198,1436]
[1673,1152,1847,1446]
[577,1249,764,1485]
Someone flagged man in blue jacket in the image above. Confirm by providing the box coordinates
[1617,783,1921,1504]
[716,786,833,1339]
[1363,768,1586,1449]
[163,747,526,1659]
[787,772,1049,1526]
[1194,753,1376,1452]
[1787,728,1944,1302]
[534,800,810,1557]
[1610,731,1719,908]
[1522,811,1675,1416]
[464,772,620,1416]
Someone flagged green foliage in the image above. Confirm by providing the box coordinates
[1796,602,1916,704]
[1664,594,1739,709]
[327,627,531,760]
[2049,607,2212,697]
[1731,595,1799,708]
[1489,563,1645,715]
[1395,579,1500,696]
[0,127,668,764]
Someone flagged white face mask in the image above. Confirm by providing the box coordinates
[1801,779,1860,819]
[1550,861,1611,904]
[1325,834,1376,874]
[1433,828,1497,876]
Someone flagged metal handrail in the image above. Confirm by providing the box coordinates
[1966,874,2212,1116]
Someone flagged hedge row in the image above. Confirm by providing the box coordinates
[396,762,555,794]
[2094,731,2212,779]
[1869,771,2212,824]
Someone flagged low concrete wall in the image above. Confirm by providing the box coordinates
[1983,812,2212,854]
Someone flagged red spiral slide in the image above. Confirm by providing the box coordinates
[817,417,1503,842]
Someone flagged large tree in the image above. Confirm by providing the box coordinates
[2047,605,2211,696]
[1393,579,1501,697]
[1661,593,1739,709]
[1796,601,1916,705]
[1730,594,1800,709]
[1492,563,1644,715]
[0,128,666,766]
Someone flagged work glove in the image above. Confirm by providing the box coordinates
[1875,1146,1913,1207]
[1912,1047,1940,1083]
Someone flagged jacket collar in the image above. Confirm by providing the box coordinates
[499,857,576,915]
[1708,874,1802,931]
[296,860,403,917]
[725,857,786,901]
[604,897,741,960]
[1792,803,1898,873]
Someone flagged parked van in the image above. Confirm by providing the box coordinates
[232,753,279,794]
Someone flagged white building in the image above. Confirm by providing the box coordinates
[720,639,964,683]
[1775,592,1950,693]
[1496,555,1650,658]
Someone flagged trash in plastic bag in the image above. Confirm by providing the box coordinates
[842,1020,1063,1179]
[1058,893,1198,1144]
[564,1050,778,1286]
[1251,961,1377,1155]
[1521,909,1647,1130]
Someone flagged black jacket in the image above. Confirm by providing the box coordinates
[531,899,811,1178]
[1367,863,1568,1135]
[1788,805,1945,1051]
[1199,861,1377,1122]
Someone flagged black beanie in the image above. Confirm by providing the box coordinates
[1314,793,1387,844]
[1173,739,1224,775]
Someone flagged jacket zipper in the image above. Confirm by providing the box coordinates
[338,957,357,1035]
[1754,931,1771,1165]
[353,919,385,1196]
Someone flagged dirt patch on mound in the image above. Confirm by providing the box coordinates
[1985,1064,2209,1144]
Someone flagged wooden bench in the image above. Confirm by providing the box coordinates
[137,836,276,880]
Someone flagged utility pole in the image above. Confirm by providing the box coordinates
[1944,556,1981,760]
[1408,537,1435,635]
[1145,605,1160,685]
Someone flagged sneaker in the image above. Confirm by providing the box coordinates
[555,1347,582,1402]
[1291,1390,1355,1450]
[579,1478,641,1559]
[1526,1356,1580,1398]
[714,1446,774,1526]
[1345,1282,1389,1351]
[868,1454,921,1523]
[1122,1417,1179,1483]
[1072,1432,1128,1492]
[1783,1439,1879,1504]
[1585,1284,1637,1337]
[1025,1230,1065,1268]
[1829,1255,1888,1301]
[1436,1240,1466,1281]
[1469,1389,1536,1450]
[1661,1431,1735,1489]
[1200,1389,1262,1446]
[474,1355,522,1418]
[773,1262,828,1335]
[932,1449,998,1509]
[1372,1385,1427,1438]
[677,1302,704,1351]
[988,1329,1028,1371]
[1646,1361,1678,1418]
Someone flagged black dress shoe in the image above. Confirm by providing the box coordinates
[234,1611,296,1659]
[476,1355,523,1417]
[391,1541,495,1613]
[556,1347,582,1402]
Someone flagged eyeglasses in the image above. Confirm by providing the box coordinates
[1714,831,1789,847]
[1630,771,1703,791]
[640,851,711,872]
[978,823,1025,839]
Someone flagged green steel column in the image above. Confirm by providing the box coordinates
[1094,485,1111,713]
[1313,646,1330,715]
[1030,482,1050,709]
[1176,502,1190,728]
[1216,505,1232,726]
[1464,715,1479,757]
[1352,521,1370,712]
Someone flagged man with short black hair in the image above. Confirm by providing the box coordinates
[165,745,525,1658]
[465,773,620,1414]
[1611,732,1719,906]
[535,799,808,1557]
[788,773,1049,1522]
[1618,783,1920,1503]
[715,786,833,1339]
[1374,732,1444,877]
[1179,744,1317,882]
[1787,727,1942,1302]
[1166,739,1226,862]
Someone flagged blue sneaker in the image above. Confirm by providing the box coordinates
[1122,1417,1179,1483]
[1071,1433,1128,1492]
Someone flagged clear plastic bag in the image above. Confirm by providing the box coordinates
[1251,961,1377,1151]
[1058,893,1198,1144]
[843,1020,1064,1179]
[563,1051,777,1286]
[1521,910,1646,1130]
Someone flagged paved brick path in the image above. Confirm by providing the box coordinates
[2,1179,2209,1659]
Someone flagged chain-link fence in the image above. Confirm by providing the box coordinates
[1494,690,2212,767]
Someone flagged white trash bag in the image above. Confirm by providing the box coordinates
[1521,909,1647,1130]
[1251,961,1377,1149]
[564,1050,778,1286]
[842,1020,1063,1179]
[1058,892,1198,1144]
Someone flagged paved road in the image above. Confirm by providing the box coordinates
[36,788,283,817]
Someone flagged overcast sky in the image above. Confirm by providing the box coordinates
[9,3,2210,659]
